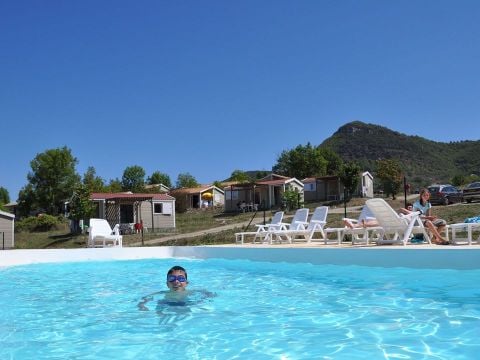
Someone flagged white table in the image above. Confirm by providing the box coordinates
[446,223,480,245]
[324,228,345,245]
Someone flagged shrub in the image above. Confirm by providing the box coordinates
[16,214,63,232]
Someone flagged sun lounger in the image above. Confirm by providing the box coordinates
[365,198,430,245]
[343,206,384,245]
[271,207,328,244]
[268,208,310,244]
[324,205,383,245]
[235,211,284,244]
[88,218,123,247]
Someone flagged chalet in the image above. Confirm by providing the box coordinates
[169,185,225,212]
[303,171,374,202]
[90,192,176,232]
[0,210,15,249]
[224,174,304,212]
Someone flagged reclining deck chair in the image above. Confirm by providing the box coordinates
[271,207,328,244]
[88,218,123,247]
[268,208,310,244]
[235,211,284,244]
[365,198,430,246]
[342,205,384,245]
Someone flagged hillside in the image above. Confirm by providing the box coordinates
[320,121,480,188]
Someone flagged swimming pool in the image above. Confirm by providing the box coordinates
[1,256,479,359]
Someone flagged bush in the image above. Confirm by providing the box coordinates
[282,189,303,211]
[16,214,63,232]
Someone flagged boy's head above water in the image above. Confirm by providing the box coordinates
[166,265,188,291]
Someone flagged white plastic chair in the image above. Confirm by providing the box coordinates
[272,207,328,244]
[365,198,430,245]
[88,218,123,247]
[235,211,284,244]
[342,205,383,245]
[268,208,310,244]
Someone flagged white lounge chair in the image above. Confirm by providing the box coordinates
[269,208,310,244]
[365,198,430,246]
[343,205,384,245]
[235,211,284,244]
[322,206,380,245]
[88,218,123,247]
[272,206,328,244]
[343,205,376,228]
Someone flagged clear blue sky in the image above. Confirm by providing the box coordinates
[2,0,480,201]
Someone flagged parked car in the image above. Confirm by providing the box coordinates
[427,184,463,205]
[462,181,480,203]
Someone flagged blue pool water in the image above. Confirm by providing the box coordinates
[1,258,479,359]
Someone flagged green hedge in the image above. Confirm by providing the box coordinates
[16,215,65,232]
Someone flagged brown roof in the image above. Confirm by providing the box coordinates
[256,178,298,186]
[90,192,175,201]
[170,185,223,195]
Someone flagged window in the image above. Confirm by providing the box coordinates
[225,190,239,200]
[305,183,316,191]
[154,203,163,214]
[154,202,172,216]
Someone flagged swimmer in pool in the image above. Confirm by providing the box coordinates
[166,265,189,292]
[138,265,215,311]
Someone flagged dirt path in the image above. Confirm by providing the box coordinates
[129,218,258,246]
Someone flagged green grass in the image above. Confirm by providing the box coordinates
[15,224,86,249]
[13,201,480,249]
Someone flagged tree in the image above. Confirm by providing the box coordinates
[451,174,466,187]
[317,147,344,175]
[69,183,95,225]
[339,161,361,201]
[273,143,328,179]
[25,147,80,215]
[212,180,223,188]
[147,171,172,188]
[121,165,146,192]
[376,159,403,199]
[176,173,199,188]
[17,184,36,217]
[0,187,9,205]
[465,173,480,184]
[105,178,123,193]
[229,170,251,183]
[82,166,105,192]
[255,171,269,179]
[338,161,361,218]
[282,187,303,211]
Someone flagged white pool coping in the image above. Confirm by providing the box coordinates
[2,245,480,269]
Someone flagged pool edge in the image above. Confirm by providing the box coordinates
[2,246,480,269]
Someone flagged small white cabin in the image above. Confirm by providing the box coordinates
[0,210,15,249]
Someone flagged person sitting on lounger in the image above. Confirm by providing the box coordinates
[398,203,414,215]
[412,189,448,245]
[343,206,379,229]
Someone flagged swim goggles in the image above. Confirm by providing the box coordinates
[167,275,187,283]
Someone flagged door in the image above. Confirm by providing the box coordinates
[120,204,134,223]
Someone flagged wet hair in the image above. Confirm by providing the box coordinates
[167,265,187,280]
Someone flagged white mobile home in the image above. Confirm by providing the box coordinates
[0,210,15,249]
[90,192,176,233]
